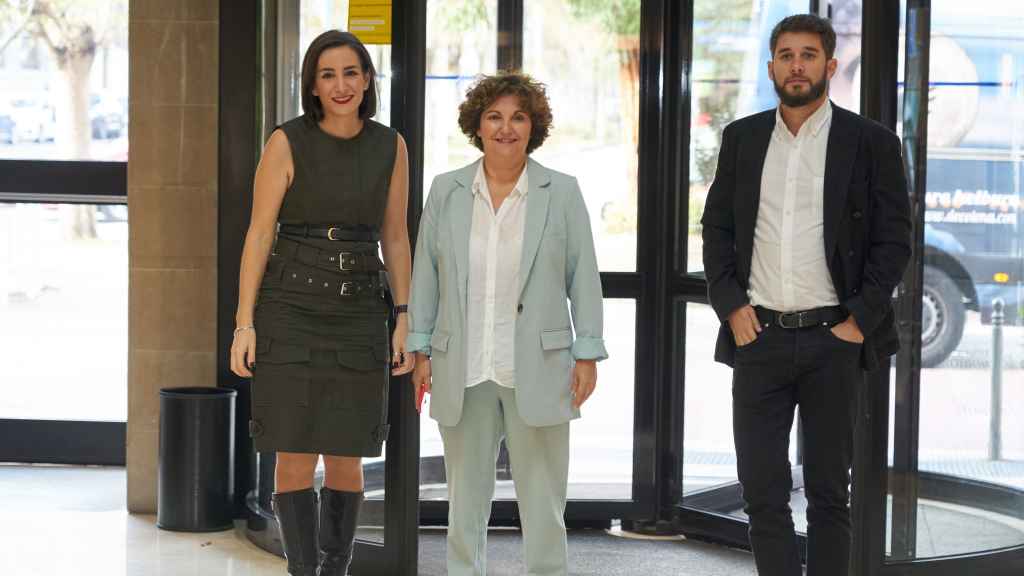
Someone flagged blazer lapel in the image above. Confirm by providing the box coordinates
[745,112,774,212]
[450,160,479,312]
[823,105,859,260]
[738,111,774,263]
[519,158,552,298]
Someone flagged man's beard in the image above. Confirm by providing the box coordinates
[773,74,828,107]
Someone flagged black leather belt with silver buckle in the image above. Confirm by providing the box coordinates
[280,266,385,298]
[274,236,382,273]
[278,223,380,242]
[754,305,847,329]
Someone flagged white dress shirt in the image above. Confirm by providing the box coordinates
[465,162,528,389]
[749,101,839,312]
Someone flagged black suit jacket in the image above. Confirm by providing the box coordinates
[701,103,912,371]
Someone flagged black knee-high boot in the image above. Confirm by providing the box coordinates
[272,488,319,576]
[318,487,363,575]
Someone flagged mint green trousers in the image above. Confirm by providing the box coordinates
[439,381,570,576]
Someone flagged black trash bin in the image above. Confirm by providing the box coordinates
[158,386,237,532]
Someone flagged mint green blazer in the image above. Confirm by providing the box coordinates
[406,158,608,427]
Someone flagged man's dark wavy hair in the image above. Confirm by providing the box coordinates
[770,14,837,59]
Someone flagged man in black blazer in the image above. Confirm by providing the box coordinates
[701,14,911,576]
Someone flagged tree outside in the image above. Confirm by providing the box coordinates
[0,0,129,239]
[565,0,640,235]
[1,0,128,160]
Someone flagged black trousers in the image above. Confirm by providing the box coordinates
[732,322,861,576]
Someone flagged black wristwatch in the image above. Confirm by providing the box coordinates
[393,304,408,316]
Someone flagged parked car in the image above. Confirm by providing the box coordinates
[5,97,53,143]
[90,93,125,139]
[96,204,128,222]
[0,112,13,144]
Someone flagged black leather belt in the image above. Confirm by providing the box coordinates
[278,223,380,242]
[274,236,383,273]
[280,265,385,298]
[754,305,847,329]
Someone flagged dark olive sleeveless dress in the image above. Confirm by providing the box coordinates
[250,115,397,457]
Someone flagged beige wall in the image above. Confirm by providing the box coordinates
[127,0,219,513]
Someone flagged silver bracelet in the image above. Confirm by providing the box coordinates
[234,325,254,334]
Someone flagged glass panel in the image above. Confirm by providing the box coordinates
[831,0,864,114]
[888,0,1024,560]
[0,2,128,161]
[567,299,635,500]
[423,0,498,203]
[0,203,127,421]
[688,0,811,274]
[418,0,499,508]
[358,444,387,544]
[524,0,639,272]
[682,302,740,495]
[418,299,636,504]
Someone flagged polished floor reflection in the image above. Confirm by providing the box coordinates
[1,464,767,575]
[0,465,285,576]
[724,486,1024,557]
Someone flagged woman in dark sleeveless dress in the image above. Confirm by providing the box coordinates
[229,30,413,576]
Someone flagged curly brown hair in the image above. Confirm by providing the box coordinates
[457,72,553,155]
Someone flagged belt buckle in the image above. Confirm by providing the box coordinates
[338,251,354,271]
[777,311,801,329]
[327,227,340,241]
[340,282,355,296]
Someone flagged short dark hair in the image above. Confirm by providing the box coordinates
[300,30,378,121]
[770,14,837,60]
[458,72,553,155]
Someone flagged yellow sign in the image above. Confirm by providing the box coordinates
[348,0,392,45]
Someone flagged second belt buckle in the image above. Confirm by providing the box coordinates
[338,251,355,271]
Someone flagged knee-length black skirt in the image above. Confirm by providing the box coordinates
[250,243,391,457]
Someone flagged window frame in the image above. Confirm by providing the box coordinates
[0,161,127,467]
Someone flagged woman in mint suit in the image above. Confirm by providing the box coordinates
[406,72,607,576]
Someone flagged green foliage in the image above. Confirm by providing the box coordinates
[695,0,754,21]
[434,0,489,35]
[691,0,759,184]
[694,90,739,185]
[566,0,640,37]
